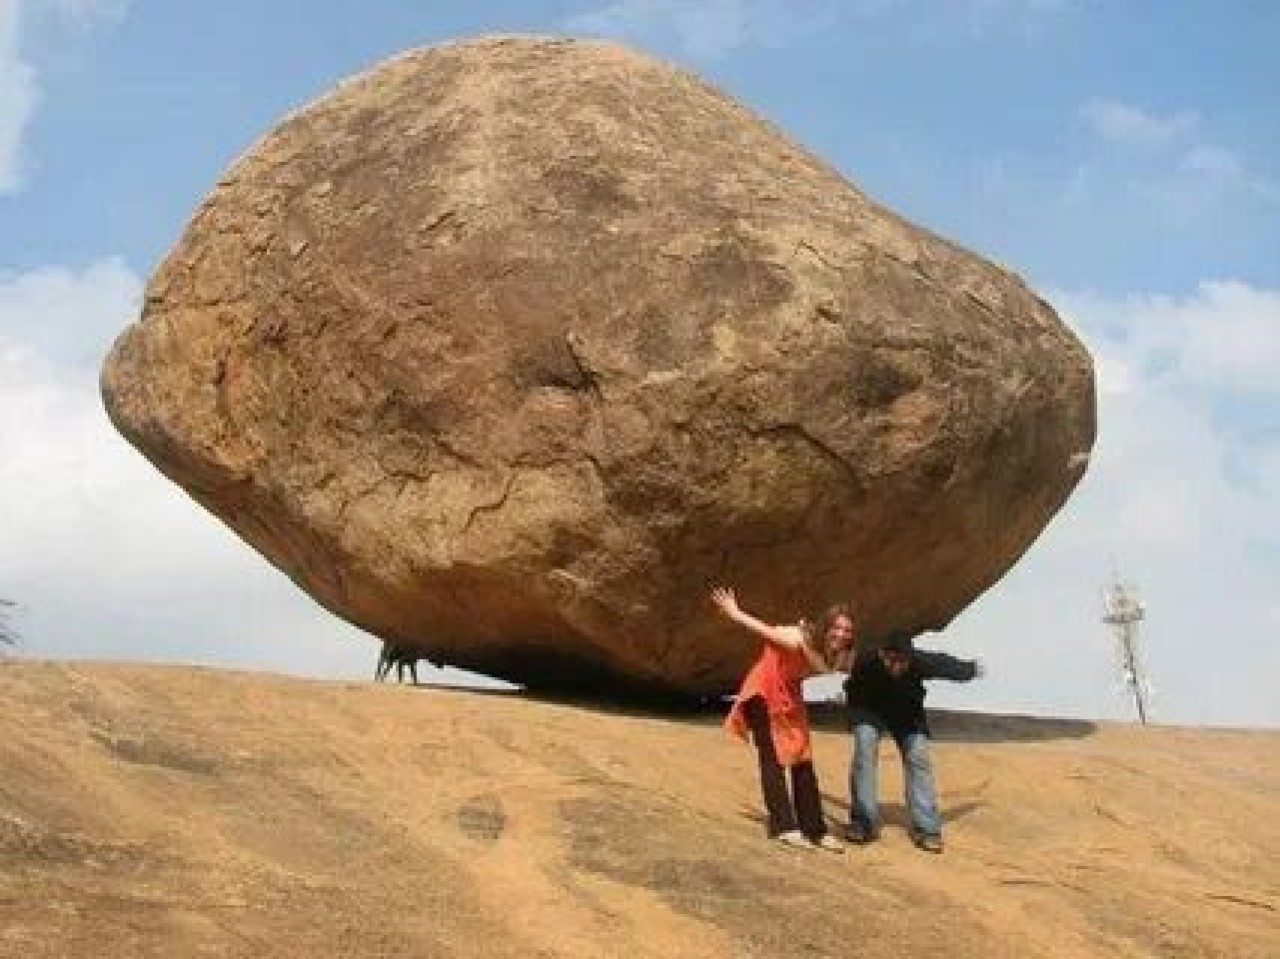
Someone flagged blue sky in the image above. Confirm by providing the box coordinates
[7,1,1277,291]
[2,1,1277,725]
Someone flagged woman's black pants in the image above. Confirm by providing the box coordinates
[742,695,826,838]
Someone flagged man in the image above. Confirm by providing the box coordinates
[843,633,983,853]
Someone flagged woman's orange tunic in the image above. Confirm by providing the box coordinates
[724,643,813,766]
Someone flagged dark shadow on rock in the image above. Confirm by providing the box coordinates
[403,681,522,700]
[509,687,731,728]
[437,644,727,709]
[926,708,1097,743]
[404,682,1097,742]
[805,703,1097,742]
[820,792,987,827]
[396,668,732,727]
[91,729,220,775]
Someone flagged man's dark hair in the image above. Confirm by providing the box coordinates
[881,630,915,653]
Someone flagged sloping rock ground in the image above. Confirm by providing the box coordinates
[0,661,1275,958]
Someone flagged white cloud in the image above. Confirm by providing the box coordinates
[941,0,1083,40]
[1063,281,1280,395]
[932,280,1280,728]
[1173,145,1280,204]
[564,0,751,60]
[0,261,364,672]
[39,0,127,27]
[0,0,38,191]
[561,0,1079,60]
[1074,98,1278,221]
[0,258,505,687]
[0,0,125,193]
[1181,145,1242,179]
[1080,98,1197,146]
[0,256,139,364]
[1093,352,1133,397]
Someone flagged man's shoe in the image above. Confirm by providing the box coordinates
[846,822,877,845]
[774,830,812,849]
[812,834,845,854]
[910,830,944,854]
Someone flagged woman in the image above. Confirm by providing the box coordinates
[712,586,853,851]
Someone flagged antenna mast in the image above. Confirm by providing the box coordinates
[1102,574,1149,724]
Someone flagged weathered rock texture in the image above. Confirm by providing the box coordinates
[102,36,1095,696]
[6,663,1279,959]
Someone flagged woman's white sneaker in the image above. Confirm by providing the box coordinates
[774,830,811,849]
[812,834,845,854]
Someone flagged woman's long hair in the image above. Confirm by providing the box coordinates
[799,603,855,670]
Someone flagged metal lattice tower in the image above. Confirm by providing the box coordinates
[1102,575,1150,725]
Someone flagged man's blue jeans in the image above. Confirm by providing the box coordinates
[850,722,943,836]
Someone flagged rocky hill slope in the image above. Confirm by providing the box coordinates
[1,662,1275,957]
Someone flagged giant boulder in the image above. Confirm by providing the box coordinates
[102,36,1095,696]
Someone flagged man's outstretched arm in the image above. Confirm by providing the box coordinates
[914,650,984,682]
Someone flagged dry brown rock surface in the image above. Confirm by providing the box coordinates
[2,662,1277,958]
[102,36,1095,694]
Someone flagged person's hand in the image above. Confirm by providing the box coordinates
[710,586,740,619]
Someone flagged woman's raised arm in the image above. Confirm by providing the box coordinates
[710,586,806,650]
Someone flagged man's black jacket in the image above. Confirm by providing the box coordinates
[843,648,979,738]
